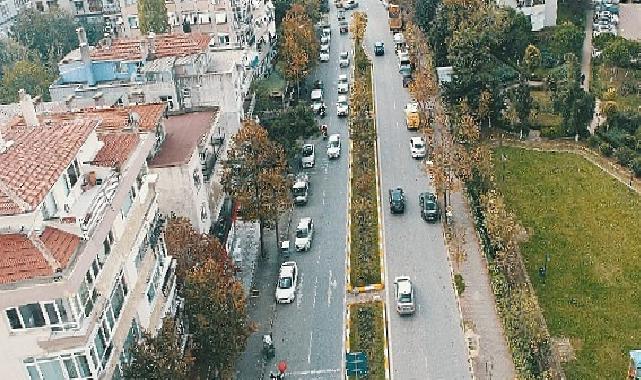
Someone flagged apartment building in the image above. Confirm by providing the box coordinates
[0,91,177,380]
[497,0,557,31]
[0,0,29,37]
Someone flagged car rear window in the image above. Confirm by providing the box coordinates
[279,277,292,289]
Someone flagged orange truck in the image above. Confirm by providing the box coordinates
[388,1,403,32]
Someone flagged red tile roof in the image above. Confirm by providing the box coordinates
[0,119,98,216]
[91,33,211,61]
[149,110,218,168]
[0,227,80,285]
[40,227,81,269]
[93,133,140,167]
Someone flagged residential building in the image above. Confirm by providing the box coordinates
[0,0,29,38]
[149,110,226,234]
[497,0,557,31]
[0,91,177,380]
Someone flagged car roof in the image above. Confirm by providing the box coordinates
[299,217,312,225]
[338,95,348,101]
[303,143,314,149]
[375,41,383,46]
[410,136,424,144]
[329,134,340,140]
[279,263,296,277]
[339,74,348,80]
[396,278,412,294]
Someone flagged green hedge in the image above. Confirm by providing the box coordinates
[348,301,386,380]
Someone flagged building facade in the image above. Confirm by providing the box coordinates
[0,92,177,380]
[497,0,557,31]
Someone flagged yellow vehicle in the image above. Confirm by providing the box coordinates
[404,101,420,130]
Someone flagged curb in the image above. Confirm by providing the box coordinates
[381,298,391,380]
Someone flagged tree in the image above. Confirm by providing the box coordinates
[263,104,318,163]
[509,78,533,136]
[523,44,542,77]
[295,0,321,23]
[549,22,583,63]
[123,319,194,380]
[550,55,595,137]
[222,120,290,251]
[351,11,367,45]
[278,4,318,96]
[79,18,106,45]
[0,60,55,103]
[602,36,641,68]
[0,38,34,78]
[138,0,169,34]
[164,216,217,286]
[184,256,253,379]
[10,9,77,64]
[409,65,438,113]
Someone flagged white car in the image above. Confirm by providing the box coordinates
[410,136,426,159]
[339,51,350,68]
[301,143,315,168]
[336,95,349,117]
[337,74,349,94]
[394,276,415,315]
[295,217,314,251]
[320,50,330,62]
[276,261,298,303]
[321,36,330,46]
[327,134,341,159]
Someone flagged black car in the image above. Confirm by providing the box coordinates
[313,80,324,90]
[419,192,440,222]
[389,187,405,214]
[374,42,384,56]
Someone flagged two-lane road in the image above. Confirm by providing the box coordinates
[361,0,472,378]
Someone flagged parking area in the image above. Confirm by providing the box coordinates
[618,4,641,41]
[592,0,620,38]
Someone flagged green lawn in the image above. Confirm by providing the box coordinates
[493,147,641,379]
[348,301,386,380]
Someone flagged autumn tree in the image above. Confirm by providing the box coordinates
[123,319,194,380]
[164,216,217,286]
[523,44,541,78]
[278,4,318,96]
[184,256,253,379]
[138,0,169,34]
[222,120,290,250]
[351,11,367,45]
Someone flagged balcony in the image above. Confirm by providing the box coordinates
[79,171,120,239]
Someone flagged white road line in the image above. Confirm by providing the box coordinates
[287,368,341,375]
[327,270,335,306]
[308,331,314,364]
[312,276,318,309]
[322,190,326,205]
[297,272,305,309]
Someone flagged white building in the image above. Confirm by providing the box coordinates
[0,0,29,37]
[0,91,177,380]
[498,0,557,31]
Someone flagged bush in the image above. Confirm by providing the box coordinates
[587,135,601,148]
[599,142,613,156]
[632,157,641,178]
[454,274,465,295]
[615,146,635,166]
[540,124,563,138]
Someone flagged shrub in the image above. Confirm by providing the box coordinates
[454,274,465,295]
[599,142,613,156]
[540,124,563,138]
[587,135,600,148]
[632,157,641,178]
[615,146,634,166]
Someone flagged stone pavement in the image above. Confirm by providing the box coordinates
[235,210,293,380]
[449,190,516,380]
[581,10,594,92]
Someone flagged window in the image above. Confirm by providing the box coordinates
[24,352,92,380]
[62,174,70,196]
[146,260,161,303]
[19,304,45,328]
[128,15,139,29]
[114,61,128,74]
[67,159,80,189]
[74,0,84,11]
[218,33,230,46]
[121,189,134,217]
[215,12,226,24]
[6,308,22,329]
[198,12,211,24]
[42,192,58,220]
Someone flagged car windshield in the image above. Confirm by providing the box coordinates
[414,141,425,149]
[426,202,436,211]
[302,146,313,156]
[278,277,293,289]
[391,191,402,201]
[329,139,339,148]
[293,186,306,196]
[399,292,412,303]
[341,52,348,58]
[296,227,308,238]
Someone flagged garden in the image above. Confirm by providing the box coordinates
[348,301,386,380]
[492,146,641,379]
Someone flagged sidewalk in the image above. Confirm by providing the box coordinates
[449,190,516,380]
[235,211,293,379]
[581,10,594,91]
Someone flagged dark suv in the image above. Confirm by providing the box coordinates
[419,192,440,222]
[389,187,405,214]
[374,42,384,56]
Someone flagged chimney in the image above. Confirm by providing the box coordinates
[76,27,88,45]
[19,89,39,127]
[147,32,156,60]
[139,40,149,61]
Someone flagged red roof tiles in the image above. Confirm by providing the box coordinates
[93,133,139,167]
[90,33,211,61]
[40,227,80,269]
[0,119,98,216]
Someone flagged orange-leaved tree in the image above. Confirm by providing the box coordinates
[279,3,318,96]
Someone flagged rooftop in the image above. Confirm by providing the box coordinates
[90,33,212,62]
[93,133,140,167]
[0,119,98,216]
[149,110,218,168]
[0,227,81,285]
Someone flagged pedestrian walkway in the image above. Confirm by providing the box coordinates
[449,190,516,380]
[581,10,594,91]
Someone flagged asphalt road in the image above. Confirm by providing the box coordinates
[265,6,353,379]
[360,0,472,379]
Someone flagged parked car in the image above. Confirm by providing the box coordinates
[337,9,346,21]
[344,0,358,9]
[394,276,416,315]
[301,143,315,168]
[336,95,349,117]
[389,187,405,214]
[374,41,385,56]
[320,44,330,62]
[419,191,440,222]
[409,136,426,159]
[327,134,341,159]
[339,20,349,34]
[295,217,314,251]
[276,261,298,303]
[339,51,350,68]
[292,173,310,205]
[338,74,349,94]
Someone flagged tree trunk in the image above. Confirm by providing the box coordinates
[259,217,266,258]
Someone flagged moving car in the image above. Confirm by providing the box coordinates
[409,136,426,159]
[338,74,349,94]
[327,134,341,159]
[374,41,385,56]
[404,101,419,130]
[311,88,324,113]
[339,51,350,68]
[301,143,315,168]
[339,20,349,34]
[336,95,349,117]
[394,276,416,315]
[389,187,405,214]
[276,261,298,304]
[292,173,310,205]
[419,191,440,222]
[295,217,314,251]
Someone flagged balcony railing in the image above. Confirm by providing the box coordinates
[80,171,120,239]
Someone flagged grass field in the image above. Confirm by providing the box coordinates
[493,147,641,379]
[348,301,386,380]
